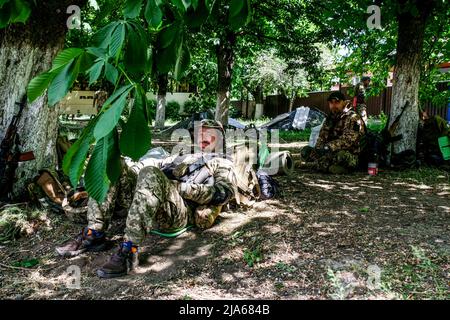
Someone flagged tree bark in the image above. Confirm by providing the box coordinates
[155,74,168,130]
[0,1,87,198]
[253,85,264,119]
[215,31,236,126]
[389,0,434,154]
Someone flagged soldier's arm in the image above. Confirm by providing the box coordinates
[327,115,362,152]
[177,158,236,205]
[315,120,329,148]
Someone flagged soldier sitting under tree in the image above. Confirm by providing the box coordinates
[300,91,366,174]
[56,119,241,279]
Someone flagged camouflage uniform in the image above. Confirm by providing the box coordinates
[301,103,366,173]
[87,153,237,244]
[353,82,368,123]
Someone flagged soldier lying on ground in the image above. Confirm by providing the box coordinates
[56,119,245,279]
[300,91,366,174]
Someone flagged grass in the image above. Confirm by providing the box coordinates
[381,246,449,300]
[386,166,450,185]
[243,247,263,267]
[278,129,311,142]
[0,206,49,243]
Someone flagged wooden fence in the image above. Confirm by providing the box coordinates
[240,82,449,119]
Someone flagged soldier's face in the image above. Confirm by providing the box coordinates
[328,99,345,113]
[197,127,221,153]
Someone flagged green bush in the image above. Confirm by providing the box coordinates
[165,101,182,121]
[183,98,213,116]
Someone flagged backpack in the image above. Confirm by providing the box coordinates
[256,169,279,200]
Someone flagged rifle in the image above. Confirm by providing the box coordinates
[382,101,410,144]
[382,101,410,166]
[0,96,35,200]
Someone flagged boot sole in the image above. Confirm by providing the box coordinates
[56,242,107,257]
[96,269,128,279]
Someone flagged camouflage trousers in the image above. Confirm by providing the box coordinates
[87,165,192,244]
[300,146,359,173]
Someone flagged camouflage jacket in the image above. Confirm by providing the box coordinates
[354,82,367,105]
[316,103,366,155]
[131,152,239,207]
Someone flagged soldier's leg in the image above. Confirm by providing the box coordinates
[300,146,315,162]
[86,161,137,231]
[97,166,190,278]
[56,162,136,257]
[86,185,118,232]
[124,166,190,245]
[328,151,358,174]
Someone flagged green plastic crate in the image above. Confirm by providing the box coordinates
[438,136,450,160]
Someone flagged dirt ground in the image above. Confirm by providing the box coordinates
[0,141,449,300]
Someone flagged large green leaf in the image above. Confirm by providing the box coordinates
[170,0,188,13]
[92,21,119,49]
[157,22,180,49]
[9,0,31,23]
[27,71,57,103]
[185,0,209,29]
[109,23,126,58]
[86,47,108,59]
[63,119,98,187]
[106,129,122,184]
[145,0,162,29]
[94,85,133,140]
[101,84,134,111]
[47,58,80,106]
[123,0,143,18]
[229,0,244,17]
[124,24,149,77]
[84,131,117,203]
[228,0,251,31]
[0,0,31,28]
[174,43,190,80]
[50,48,84,71]
[155,41,180,73]
[88,59,104,85]
[105,62,119,84]
[119,89,151,160]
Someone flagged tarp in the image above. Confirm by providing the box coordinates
[159,111,247,138]
[260,107,326,131]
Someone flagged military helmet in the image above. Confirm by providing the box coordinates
[198,119,224,132]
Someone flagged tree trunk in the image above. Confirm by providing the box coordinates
[0,1,87,198]
[389,0,434,153]
[253,85,264,119]
[155,74,168,130]
[215,31,236,126]
[288,95,295,113]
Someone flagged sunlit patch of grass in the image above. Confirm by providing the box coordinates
[278,129,311,142]
[380,246,449,300]
[387,167,449,185]
[0,206,50,243]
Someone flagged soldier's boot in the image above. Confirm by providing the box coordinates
[195,205,222,229]
[328,164,349,174]
[96,242,138,279]
[55,227,107,257]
